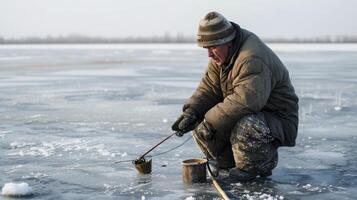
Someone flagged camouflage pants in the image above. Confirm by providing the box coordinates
[193,113,278,174]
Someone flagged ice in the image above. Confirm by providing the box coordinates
[302,184,321,192]
[334,105,342,111]
[0,44,357,199]
[151,50,172,55]
[8,138,128,159]
[52,68,143,77]
[9,141,55,157]
[268,43,357,52]
[239,191,285,200]
[259,194,283,200]
[232,182,243,187]
[0,56,32,61]
[1,182,33,197]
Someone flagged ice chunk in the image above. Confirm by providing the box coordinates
[334,106,342,111]
[241,193,284,200]
[1,182,33,197]
[302,184,321,192]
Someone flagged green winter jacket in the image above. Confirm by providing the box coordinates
[184,28,299,147]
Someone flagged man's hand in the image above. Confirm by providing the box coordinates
[172,109,198,136]
[196,119,216,141]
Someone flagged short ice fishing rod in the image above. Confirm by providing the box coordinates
[136,132,177,161]
[130,131,182,174]
[115,131,182,164]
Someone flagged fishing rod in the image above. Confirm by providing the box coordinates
[135,132,177,162]
[207,161,230,200]
[210,174,230,200]
[128,131,183,174]
[114,135,192,164]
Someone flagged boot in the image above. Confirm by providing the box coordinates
[229,167,257,181]
[259,170,272,178]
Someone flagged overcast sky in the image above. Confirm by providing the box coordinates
[1,0,356,39]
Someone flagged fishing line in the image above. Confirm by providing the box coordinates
[151,135,192,157]
[114,135,192,163]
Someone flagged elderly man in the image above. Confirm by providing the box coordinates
[172,11,299,181]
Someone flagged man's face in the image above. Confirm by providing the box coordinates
[207,43,231,66]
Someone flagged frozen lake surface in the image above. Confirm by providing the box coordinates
[0,43,356,199]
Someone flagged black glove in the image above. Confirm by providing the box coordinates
[196,119,215,141]
[172,109,198,137]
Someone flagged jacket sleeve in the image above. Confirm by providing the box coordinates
[183,60,223,118]
[204,57,272,138]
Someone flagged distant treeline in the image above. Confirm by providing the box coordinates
[0,34,194,44]
[1,34,357,44]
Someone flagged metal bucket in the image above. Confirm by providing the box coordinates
[133,156,152,174]
[182,158,207,183]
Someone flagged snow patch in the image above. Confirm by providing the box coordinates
[242,193,284,200]
[1,182,33,197]
[302,184,321,192]
[334,106,342,111]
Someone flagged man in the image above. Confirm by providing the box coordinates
[172,11,299,181]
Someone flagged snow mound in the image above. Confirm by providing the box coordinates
[242,193,284,200]
[1,182,33,197]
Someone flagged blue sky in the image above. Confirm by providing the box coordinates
[1,0,356,39]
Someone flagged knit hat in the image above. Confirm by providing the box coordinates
[196,11,236,47]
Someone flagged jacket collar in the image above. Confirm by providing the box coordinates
[222,22,243,74]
